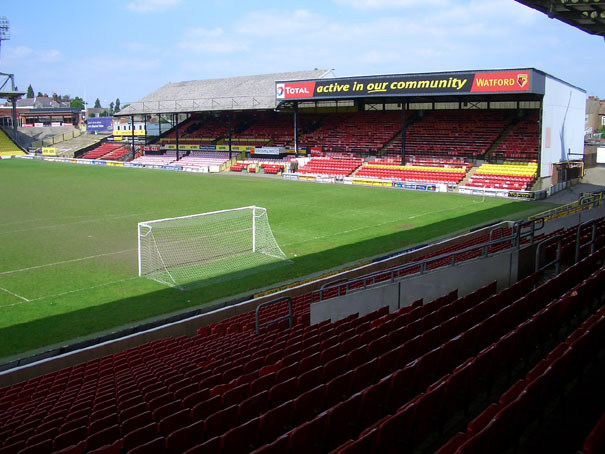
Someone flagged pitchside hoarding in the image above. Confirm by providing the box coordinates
[276,69,544,101]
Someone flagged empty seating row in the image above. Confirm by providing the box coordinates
[296,157,363,177]
[82,143,129,160]
[355,164,467,185]
[466,161,538,190]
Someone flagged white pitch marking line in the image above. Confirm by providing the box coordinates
[0,287,31,303]
[0,212,148,235]
[28,277,140,303]
[0,277,140,308]
[0,249,135,276]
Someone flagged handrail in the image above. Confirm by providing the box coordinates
[575,219,598,263]
[255,296,293,335]
[313,226,523,303]
[528,191,604,222]
[535,235,562,274]
[512,217,544,247]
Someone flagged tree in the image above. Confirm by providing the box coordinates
[115,98,121,112]
[109,101,114,114]
[26,84,34,98]
[37,91,43,97]
[94,98,101,108]
[70,96,85,109]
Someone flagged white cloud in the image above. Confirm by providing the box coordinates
[3,45,62,63]
[5,45,34,59]
[125,0,183,14]
[178,27,249,53]
[236,9,326,36]
[39,49,62,63]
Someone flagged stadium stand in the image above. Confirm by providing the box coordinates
[377,156,472,170]
[176,151,231,169]
[1,214,603,453]
[383,110,517,159]
[489,111,540,162]
[130,151,178,166]
[231,114,299,148]
[0,129,25,156]
[298,111,402,154]
[354,163,467,185]
[160,115,249,145]
[82,143,129,161]
[229,158,289,174]
[296,156,364,177]
[465,162,538,191]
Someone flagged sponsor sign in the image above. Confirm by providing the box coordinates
[87,117,114,133]
[253,147,284,156]
[216,145,251,152]
[508,191,535,199]
[471,71,530,93]
[91,160,107,166]
[143,145,161,152]
[106,161,124,167]
[42,147,57,156]
[276,81,316,99]
[316,176,335,184]
[113,129,146,136]
[276,69,537,101]
[284,147,307,155]
[392,181,438,192]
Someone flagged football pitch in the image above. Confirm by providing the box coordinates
[0,159,554,360]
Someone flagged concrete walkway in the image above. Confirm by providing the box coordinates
[537,166,605,235]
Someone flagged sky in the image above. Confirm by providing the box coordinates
[0,0,603,107]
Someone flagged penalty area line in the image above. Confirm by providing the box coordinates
[0,286,31,303]
[27,277,140,303]
[0,249,135,276]
[0,277,140,308]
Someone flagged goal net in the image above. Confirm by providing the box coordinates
[138,206,289,289]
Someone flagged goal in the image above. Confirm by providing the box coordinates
[138,206,289,288]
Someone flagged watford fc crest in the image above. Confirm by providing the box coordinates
[517,73,528,88]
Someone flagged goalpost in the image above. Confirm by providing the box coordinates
[138,206,289,288]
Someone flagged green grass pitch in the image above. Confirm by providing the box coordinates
[0,158,554,360]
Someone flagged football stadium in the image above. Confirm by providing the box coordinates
[1,2,605,453]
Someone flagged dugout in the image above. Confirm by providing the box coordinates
[118,68,586,186]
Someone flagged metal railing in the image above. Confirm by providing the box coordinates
[535,235,562,274]
[575,219,598,263]
[255,296,293,335]
[528,190,604,222]
[312,220,546,303]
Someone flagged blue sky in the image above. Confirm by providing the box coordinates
[1,0,603,107]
